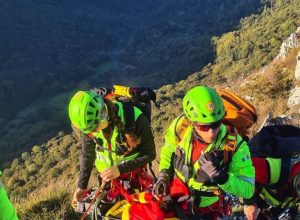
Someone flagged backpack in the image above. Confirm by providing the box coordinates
[248,118,300,188]
[248,123,300,158]
[92,85,158,179]
[92,85,157,133]
[216,89,258,139]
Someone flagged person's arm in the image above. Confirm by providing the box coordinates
[243,157,269,219]
[244,204,260,220]
[158,118,179,176]
[78,134,96,189]
[0,183,19,220]
[219,137,255,199]
[118,114,156,174]
[152,118,179,197]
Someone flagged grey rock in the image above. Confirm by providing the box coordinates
[287,86,300,109]
[275,31,299,61]
[296,52,300,80]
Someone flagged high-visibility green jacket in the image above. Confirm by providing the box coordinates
[159,116,255,207]
[0,182,19,220]
[78,101,156,189]
[259,158,298,208]
[93,101,142,173]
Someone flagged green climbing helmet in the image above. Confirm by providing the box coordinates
[183,86,225,124]
[68,91,108,133]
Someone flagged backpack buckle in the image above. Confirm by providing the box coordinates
[225,141,236,151]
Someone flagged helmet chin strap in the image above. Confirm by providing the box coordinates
[192,129,207,144]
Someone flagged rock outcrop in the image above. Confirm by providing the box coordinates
[295,52,300,81]
[287,49,300,111]
[287,87,300,109]
[275,27,300,61]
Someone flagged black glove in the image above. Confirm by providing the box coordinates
[152,171,170,197]
[199,151,228,185]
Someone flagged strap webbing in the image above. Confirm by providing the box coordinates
[122,101,135,132]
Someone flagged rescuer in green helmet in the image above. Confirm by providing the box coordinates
[153,86,255,219]
[68,90,156,213]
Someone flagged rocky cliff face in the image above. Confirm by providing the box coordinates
[275,27,300,61]
[271,26,300,114]
[295,52,300,81]
[287,51,300,110]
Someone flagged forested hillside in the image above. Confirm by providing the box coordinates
[0,0,262,168]
[1,0,300,219]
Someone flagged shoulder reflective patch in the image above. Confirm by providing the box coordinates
[239,176,255,185]
[242,154,250,162]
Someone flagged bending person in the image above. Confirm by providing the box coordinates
[68,91,156,211]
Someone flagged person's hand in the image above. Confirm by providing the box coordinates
[71,188,89,209]
[152,172,170,198]
[100,166,120,182]
[199,151,228,184]
[244,204,259,220]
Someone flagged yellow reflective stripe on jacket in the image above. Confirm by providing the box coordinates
[160,117,254,206]
[174,125,229,207]
[260,188,280,206]
[175,169,186,183]
[176,125,228,189]
[260,187,296,208]
[266,158,281,185]
[199,196,219,207]
[123,152,140,161]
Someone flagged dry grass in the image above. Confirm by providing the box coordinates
[15,179,78,220]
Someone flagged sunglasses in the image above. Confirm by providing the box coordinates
[193,120,222,132]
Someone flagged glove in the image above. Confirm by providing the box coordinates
[100,166,120,182]
[71,188,89,209]
[199,151,228,185]
[152,172,170,197]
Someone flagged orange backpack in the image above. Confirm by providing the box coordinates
[217,89,257,139]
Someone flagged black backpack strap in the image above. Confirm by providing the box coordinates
[122,100,135,133]
[148,162,157,181]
